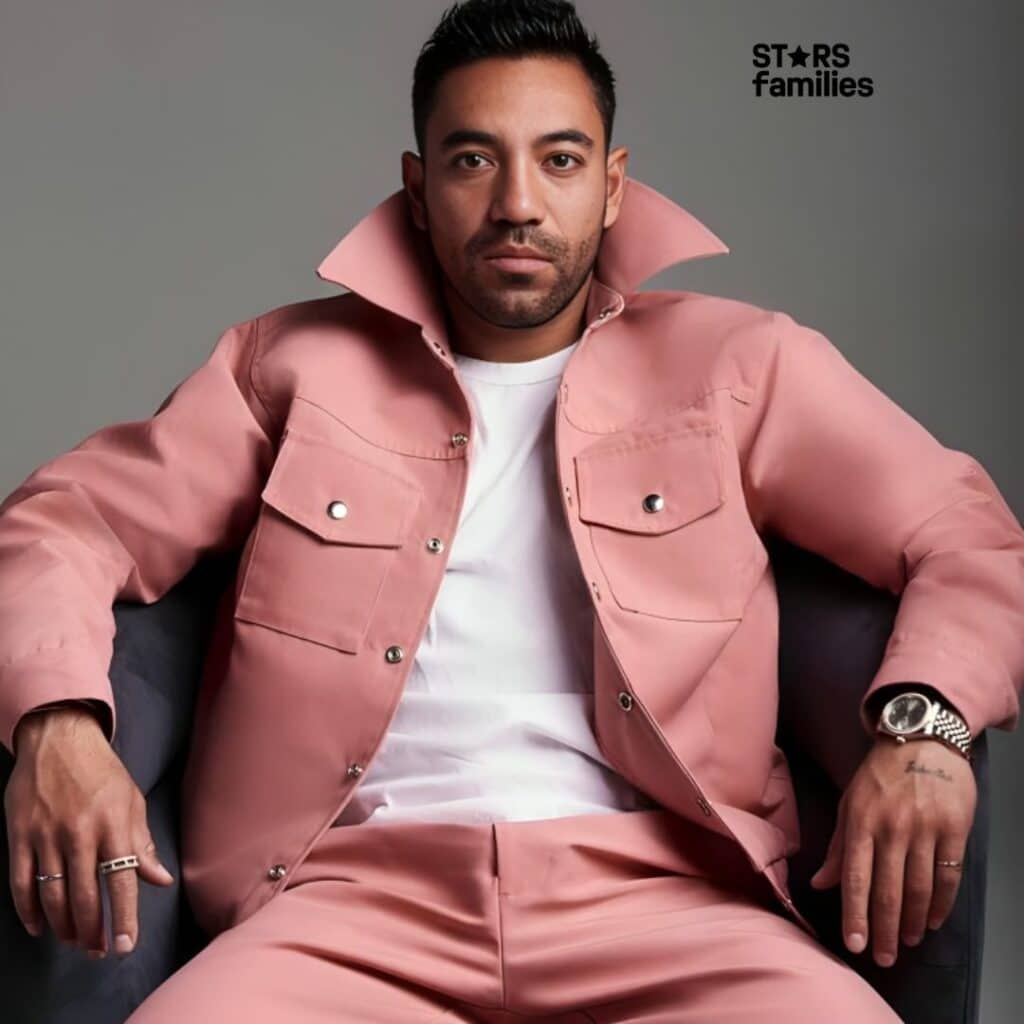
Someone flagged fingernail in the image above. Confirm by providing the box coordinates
[877,952,895,967]
[159,864,174,881]
[88,948,106,959]
[115,933,134,955]
[848,931,866,953]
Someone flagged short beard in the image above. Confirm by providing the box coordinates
[426,203,605,330]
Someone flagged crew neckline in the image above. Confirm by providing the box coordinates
[454,338,581,385]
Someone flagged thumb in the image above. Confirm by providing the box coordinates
[809,847,839,889]
[135,834,175,886]
[810,806,847,890]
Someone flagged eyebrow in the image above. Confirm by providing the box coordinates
[438,128,595,152]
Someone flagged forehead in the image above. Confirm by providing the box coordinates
[428,55,601,143]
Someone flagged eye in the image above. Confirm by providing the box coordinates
[453,152,491,170]
[452,152,584,171]
[547,153,583,170]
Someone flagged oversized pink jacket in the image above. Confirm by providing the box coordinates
[1,175,1022,942]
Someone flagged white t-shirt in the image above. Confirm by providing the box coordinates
[332,336,659,825]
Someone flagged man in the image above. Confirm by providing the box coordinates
[2,1,1021,1020]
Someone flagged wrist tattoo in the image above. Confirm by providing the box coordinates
[904,758,954,783]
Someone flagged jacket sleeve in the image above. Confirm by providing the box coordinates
[0,317,276,757]
[740,310,1024,741]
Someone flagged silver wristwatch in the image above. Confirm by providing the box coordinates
[875,690,973,763]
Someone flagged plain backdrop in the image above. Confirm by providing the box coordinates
[1,1,1020,1016]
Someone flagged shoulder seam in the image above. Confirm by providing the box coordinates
[245,315,276,437]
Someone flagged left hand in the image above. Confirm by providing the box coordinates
[808,736,976,968]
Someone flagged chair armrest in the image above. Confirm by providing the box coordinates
[767,532,990,1024]
[0,552,236,1023]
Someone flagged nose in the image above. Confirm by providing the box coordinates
[488,158,545,226]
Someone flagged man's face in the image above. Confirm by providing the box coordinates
[408,55,617,330]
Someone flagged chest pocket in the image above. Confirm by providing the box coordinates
[575,423,760,622]
[234,428,422,653]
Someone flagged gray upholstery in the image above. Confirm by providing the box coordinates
[0,536,988,1023]
[769,535,987,1024]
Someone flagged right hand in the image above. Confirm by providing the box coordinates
[4,707,176,959]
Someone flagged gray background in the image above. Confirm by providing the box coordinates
[1,0,1020,1016]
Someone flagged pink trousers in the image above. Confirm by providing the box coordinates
[125,807,901,1022]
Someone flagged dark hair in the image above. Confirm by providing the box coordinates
[412,0,616,156]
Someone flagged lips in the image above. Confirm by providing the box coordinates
[483,247,552,274]
[486,255,551,273]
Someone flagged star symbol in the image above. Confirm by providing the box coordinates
[789,45,810,67]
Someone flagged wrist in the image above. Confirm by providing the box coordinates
[13,706,105,758]
[874,688,974,764]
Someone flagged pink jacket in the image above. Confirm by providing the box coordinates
[1,175,1022,942]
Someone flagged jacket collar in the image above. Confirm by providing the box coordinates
[315,174,729,347]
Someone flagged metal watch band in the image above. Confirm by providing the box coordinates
[932,705,973,762]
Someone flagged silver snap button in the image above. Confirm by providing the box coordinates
[347,763,364,778]
[642,493,664,513]
[617,691,633,711]
[385,645,404,664]
[326,500,348,520]
[426,537,444,554]
[451,432,469,447]
[267,864,287,881]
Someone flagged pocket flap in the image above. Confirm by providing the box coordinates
[261,429,421,546]
[575,426,724,535]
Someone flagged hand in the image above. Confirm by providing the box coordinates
[4,707,176,959]
[808,735,976,968]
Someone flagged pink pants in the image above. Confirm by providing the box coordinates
[125,807,901,1022]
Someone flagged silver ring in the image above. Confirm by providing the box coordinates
[97,854,140,876]
[36,853,140,883]
[935,858,963,870]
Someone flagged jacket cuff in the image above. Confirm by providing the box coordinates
[859,635,1019,741]
[0,656,116,757]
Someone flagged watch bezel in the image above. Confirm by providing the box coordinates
[879,691,933,735]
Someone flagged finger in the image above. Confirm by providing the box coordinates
[869,833,908,967]
[928,836,967,931]
[100,831,140,957]
[136,831,174,886]
[842,826,874,954]
[65,834,107,957]
[8,824,45,937]
[33,839,76,947]
[900,836,935,946]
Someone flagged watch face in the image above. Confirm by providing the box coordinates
[884,694,929,733]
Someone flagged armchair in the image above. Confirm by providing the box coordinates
[0,534,989,1023]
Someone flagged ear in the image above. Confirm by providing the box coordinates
[603,145,630,230]
[401,150,428,232]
